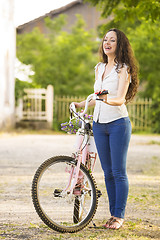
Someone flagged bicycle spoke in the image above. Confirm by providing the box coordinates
[32,156,98,233]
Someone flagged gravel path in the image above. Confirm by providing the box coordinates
[0,133,160,239]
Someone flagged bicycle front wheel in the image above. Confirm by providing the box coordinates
[32,156,98,233]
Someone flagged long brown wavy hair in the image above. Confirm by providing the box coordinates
[99,28,139,103]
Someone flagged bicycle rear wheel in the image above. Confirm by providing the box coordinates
[32,156,98,233]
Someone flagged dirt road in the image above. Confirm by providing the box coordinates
[0,133,160,239]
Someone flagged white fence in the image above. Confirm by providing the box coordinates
[16,88,152,131]
[55,96,152,131]
[16,85,53,125]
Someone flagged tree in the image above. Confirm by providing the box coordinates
[86,0,160,22]
[16,14,98,97]
[127,20,160,133]
[126,21,160,98]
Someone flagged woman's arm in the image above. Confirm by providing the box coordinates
[73,99,95,109]
[100,66,130,106]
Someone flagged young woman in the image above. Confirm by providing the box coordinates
[73,28,139,229]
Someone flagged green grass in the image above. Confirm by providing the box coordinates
[128,186,160,209]
[42,220,160,240]
[128,155,160,216]
[0,219,159,240]
[144,156,160,176]
[0,129,160,137]
[0,128,64,137]
[147,140,160,145]
[132,132,160,136]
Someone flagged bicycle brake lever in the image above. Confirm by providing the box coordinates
[95,90,109,101]
[96,98,104,101]
[96,90,109,96]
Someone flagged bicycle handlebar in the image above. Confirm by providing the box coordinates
[96,90,109,96]
[70,90,109,118]
[70,93,95,118]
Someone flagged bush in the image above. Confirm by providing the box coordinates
[151,98,160,133]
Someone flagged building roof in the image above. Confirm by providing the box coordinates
[17,0,83,30]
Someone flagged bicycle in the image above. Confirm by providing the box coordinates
[32,91,108,233]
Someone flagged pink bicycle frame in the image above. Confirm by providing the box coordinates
[63,93,97,194]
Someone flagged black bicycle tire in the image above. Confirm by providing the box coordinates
[32,155,98,233]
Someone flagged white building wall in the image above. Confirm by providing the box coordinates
[0,0,16,129]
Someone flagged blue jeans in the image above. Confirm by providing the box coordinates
[93,117,132,219]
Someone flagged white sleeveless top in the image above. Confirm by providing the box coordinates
[93,62,129,123]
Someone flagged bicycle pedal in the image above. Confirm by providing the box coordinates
[53,189,62,197]
[98,190,102,198]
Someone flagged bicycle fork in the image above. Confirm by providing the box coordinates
[64,134,88,195]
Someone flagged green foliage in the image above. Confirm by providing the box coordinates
[122,21,160,133]
[86,0,160,22]
[151,98,160,133]
[124,20,160,97]
[16,14,98,97]
[15,78,39,105]
[45,14,67,34]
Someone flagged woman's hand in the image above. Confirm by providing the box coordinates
[71,102,81,109]
[95,90,108,104]
[70,98,95,110]
[70,101,85,109]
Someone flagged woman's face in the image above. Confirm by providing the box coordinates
[103,31,117,57]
